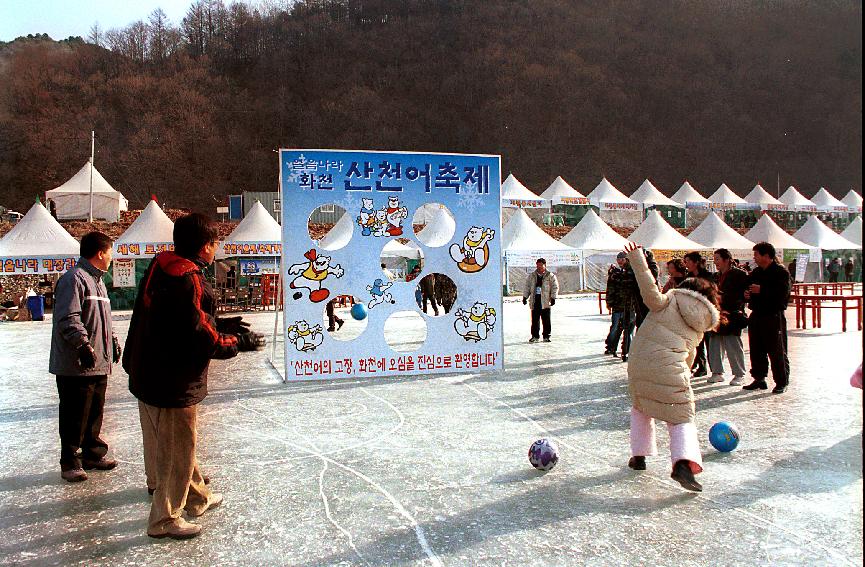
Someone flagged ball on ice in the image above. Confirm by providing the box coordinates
[350,303,368,321]
[709,422,740,452]
[528,438,559,471]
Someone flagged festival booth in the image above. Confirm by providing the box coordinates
[630,179,685,228]
[671,180,710,228]
[539,176,591,227]
[777,186,817,230]
[108,199,175,309]
[559,209,630,290]
[221,200,284,309]
[45,163,128,222]
[627,210,705,288]
[501,174,546,225]
[502,209,578,294]
[811,188,850,232]
[586,178,641,227]
[686,212,755,268]
[841,190,863,220]
[743,184,786,230]
[745,214,816,281]
[705,183,757,229]
[841,216,862,246]
[793,216,861,282]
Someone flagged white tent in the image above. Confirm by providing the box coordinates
[587,178,637,207]
[223,200,282,257]
[744,184,783,206]
[671,181,708,205]
[503,209,573,254]
[708,183,746,205]
[0,202,79,274]
[841,190,863,211]
[382,239,421,259]
[539,176,586,205]
[560,209,629,250]
[318,211,354,250]
[416,206,456,247]
[793,216,861,250]
[744,214,812,250]
[114,200,175,259]
[840,216,862,246]
[502,209,578,292]
[45,163,129,222]
[501,174,545,207]
[687,212,755,249]
[627,210,705,250]
[630,179,681,208]
[810,188,847,210]
[778,186,815,208]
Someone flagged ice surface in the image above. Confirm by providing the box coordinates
[0,295,861,566]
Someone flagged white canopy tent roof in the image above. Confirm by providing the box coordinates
[586,178,637,206]
[318,211,354,250]
[45,162,129,222]
[0,202,79,258]
[744,184,783,205]
[114,199,174,259]
[539,176,586,204]
[687,212,755,249]
[630,179,681,207]
[416,206,456,247]
[671,181,708,205]
[560,209,629,250]
[627,210,705,249]
[708,183,746,204]
[810,188,846,209]
[225,201,281,243]
[793,216,861,250]
[502,209,573,252]
[382,239,422,259]
[841,190,863,209]
[778,186,815,207]
[501,174,545,206]
[840,216,862,246]
[745,214,812,250]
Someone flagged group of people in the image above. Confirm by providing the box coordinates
[50,214,264,540]
[604,241,792,491]
[825,256,856,282]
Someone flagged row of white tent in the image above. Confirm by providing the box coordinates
[501,174,863,211]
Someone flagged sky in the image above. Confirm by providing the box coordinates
[0,0,194,42]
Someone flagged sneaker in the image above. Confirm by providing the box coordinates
[186,493,223,517]
[772,385,787,394]
[542,337,551,343]
[628,456,646,470]
[742,380,768,391]
[528,337,539,343]
[61,468,88,482]
[706,374,725,383]
[729,376,744,386]
[82,457,117,471]
[148,518,202,540]
[670,460,702,492]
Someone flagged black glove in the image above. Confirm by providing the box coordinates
[237,332,266,352]
[522,297,528,305]
[550,298,556,306]
[112,336,122,363]
[78,345,96,370]
[216,316,251,336]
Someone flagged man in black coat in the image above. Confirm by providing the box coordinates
[125,213,239,540]
[683,251,713,378]
[743,241,791,394]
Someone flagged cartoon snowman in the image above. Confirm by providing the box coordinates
[454,302,496,342]
[287,249,344,303]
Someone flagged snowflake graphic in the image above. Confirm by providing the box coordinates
[284,171,302,183]
[457,180,485,213]
[335,192,361,215]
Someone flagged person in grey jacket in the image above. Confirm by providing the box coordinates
[49,231,121,482]
[522,258,560,343]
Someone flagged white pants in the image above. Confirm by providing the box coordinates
[630,407,703,471]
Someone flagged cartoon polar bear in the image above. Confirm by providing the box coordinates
[373,209,389,237]
[385,196,408,236]
[454,302,496,342]
[287,249,344,303]
[287,320,324,352]
[357,198,375,236]
[450,226,495,273]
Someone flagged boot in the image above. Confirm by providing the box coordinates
[628,456,646,470]
[670,460,702,492]
[147,518,202,540]
[742,379,768,391]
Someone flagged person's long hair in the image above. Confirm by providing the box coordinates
[678,276,726,329]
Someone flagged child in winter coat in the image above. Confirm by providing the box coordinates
[623,243,722,492]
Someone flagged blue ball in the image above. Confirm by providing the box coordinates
[528,438,559,471]
[709,422,740,452]
[350,303,367,321]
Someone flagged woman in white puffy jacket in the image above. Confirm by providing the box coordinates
[623,242,722,492]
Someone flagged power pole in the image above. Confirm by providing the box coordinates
[89,130,95,222]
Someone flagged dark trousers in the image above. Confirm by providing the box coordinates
[56,375,109,470]
[422,292,439,315]
[692,339,707,371]
[748,312,790,387]
[326,302,343,330]
[531,306,551,339]
[620,308,637,355]
[829,272,839,282]
[607,310,635,353]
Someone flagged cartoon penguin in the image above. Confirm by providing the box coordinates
[454,302,496,342]
[287,249,344,303]
[450,226,495,273]
[366,278,396,309]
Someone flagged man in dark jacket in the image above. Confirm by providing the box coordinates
[125,213,239,540]
[706,248,749,385]
[604,253,634,356]
[420,273,439,315]
[619,249,657,361]
[743,241,791,394]
[49,231,120,482]
[683,251,713,378]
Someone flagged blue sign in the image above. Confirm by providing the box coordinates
[280,149,502,381]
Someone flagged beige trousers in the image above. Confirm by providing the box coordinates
[138,401,213,531]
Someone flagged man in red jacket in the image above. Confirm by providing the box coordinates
[124,213,239,540]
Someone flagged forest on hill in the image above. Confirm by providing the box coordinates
[0,0,861,215]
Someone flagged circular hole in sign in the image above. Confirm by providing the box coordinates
[412,272,457,317]
[412,203,455,247]
[380,238,424,282]
[322,295,368,341]
[310,204,350,251]
[383,311,427,353]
